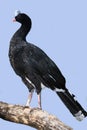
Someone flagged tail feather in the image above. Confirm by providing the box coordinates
[56,89,87,121]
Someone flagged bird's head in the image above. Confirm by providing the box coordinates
[13,10,31,25]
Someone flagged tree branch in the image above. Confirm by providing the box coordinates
[0,101,72,130]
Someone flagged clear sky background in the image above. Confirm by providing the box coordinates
[0,0,87,130]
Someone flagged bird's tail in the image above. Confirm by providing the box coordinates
[56,89,87,121]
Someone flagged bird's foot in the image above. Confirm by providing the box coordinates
[30,107,42,111]
[24,103,31,108]
[24,106,30,108]
[37,105,42,110]
[37,107,42,110]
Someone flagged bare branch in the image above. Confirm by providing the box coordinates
[0,101,72,130]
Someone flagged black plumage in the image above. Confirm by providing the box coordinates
[9,10,87,121]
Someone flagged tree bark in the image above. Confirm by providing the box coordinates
[0,101,72,130]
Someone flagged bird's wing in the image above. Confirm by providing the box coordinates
[23,44,56,73]
[22,44,64,83]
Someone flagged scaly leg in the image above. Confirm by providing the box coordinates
[26,89,34,107]
[37,92,42,109]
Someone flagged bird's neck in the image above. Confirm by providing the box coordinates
[12,23,31,41]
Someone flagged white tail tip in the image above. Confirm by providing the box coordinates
[75,111,85,121]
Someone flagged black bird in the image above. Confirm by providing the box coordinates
[9,10,87,121]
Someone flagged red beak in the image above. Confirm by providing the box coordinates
[13,18,16,22]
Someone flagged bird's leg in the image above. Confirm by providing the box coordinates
[37,92,42,109]
[26,89,34,107]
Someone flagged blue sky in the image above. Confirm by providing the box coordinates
[0,0,87,130]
